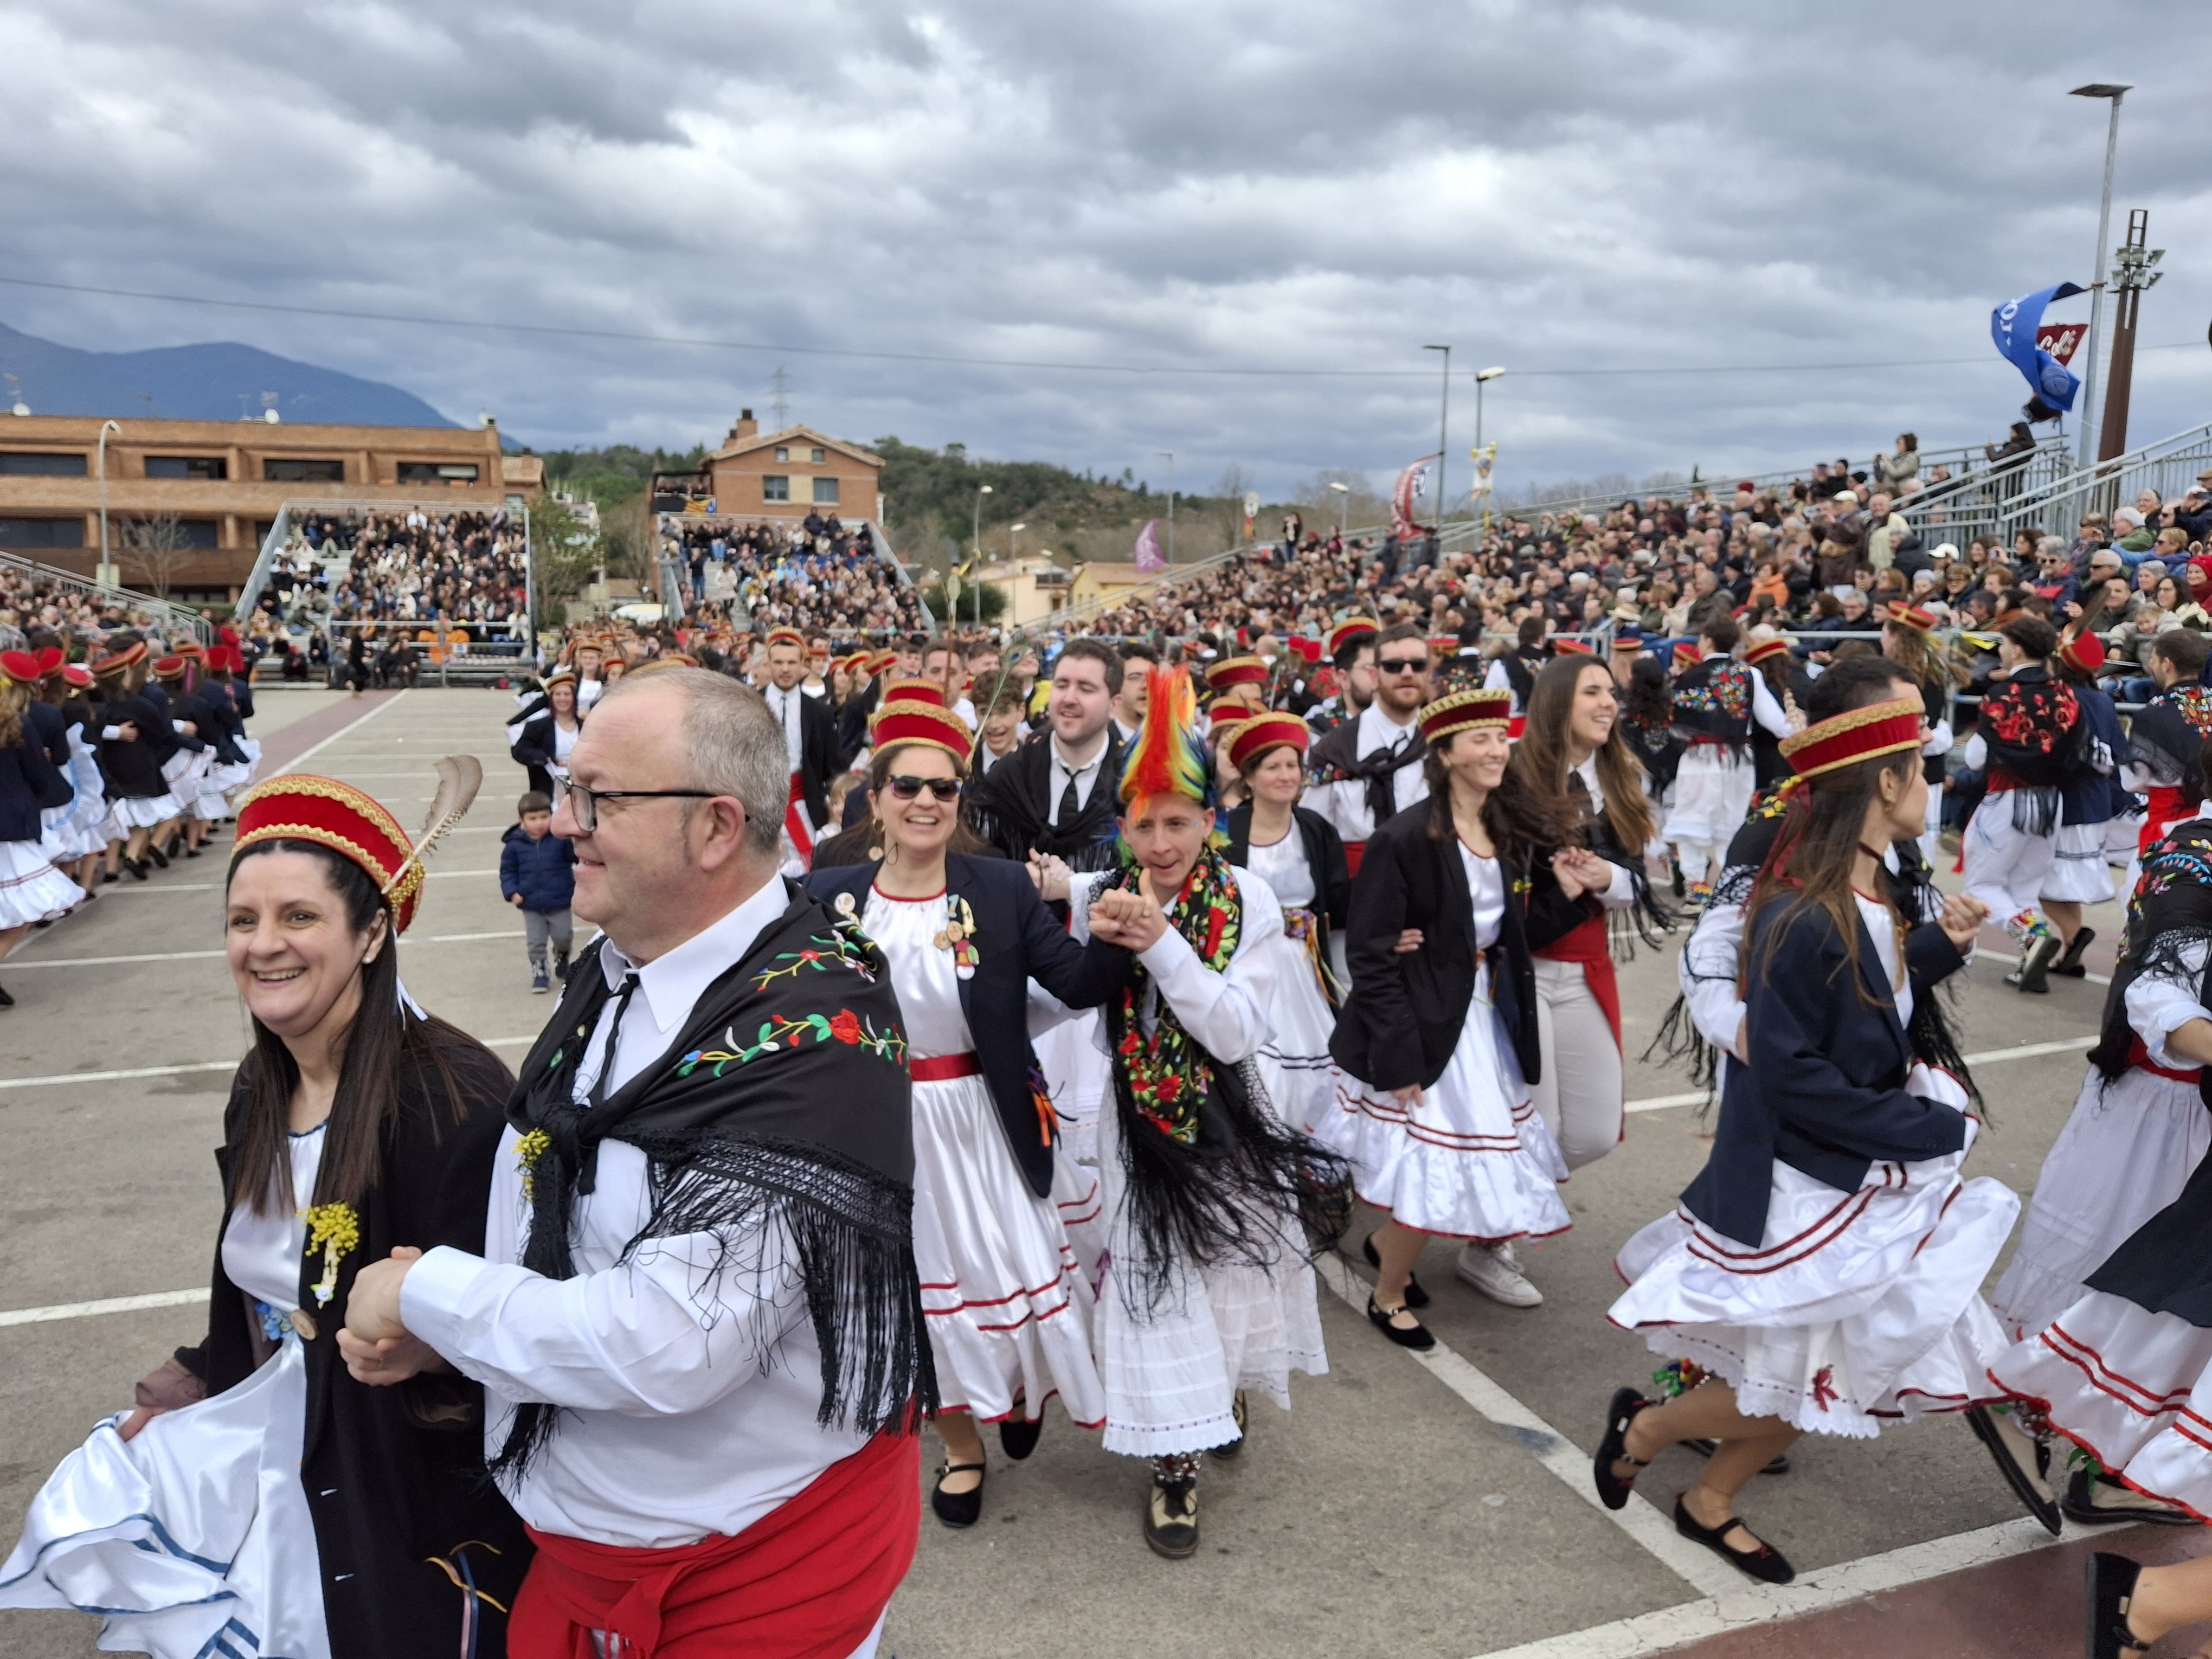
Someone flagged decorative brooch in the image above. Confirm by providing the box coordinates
[834,891,858,918]
[300,1201,361,1310]
[515,1128,552,1203]
[933,895,980,979]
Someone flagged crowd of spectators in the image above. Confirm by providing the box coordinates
[260,507,530,631]
[660,513,927,636]
[0,563,205,658]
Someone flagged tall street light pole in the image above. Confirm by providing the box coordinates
[1001,522,1026,631]
[1423,345,1450,542]
[1328,480,1350,539]
[96,419,121,590]
[1474,365,1505,453]
[2069,82,2131,468]
[1157,451,1175,563]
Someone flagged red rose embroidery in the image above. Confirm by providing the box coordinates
[828,1009,863,1045]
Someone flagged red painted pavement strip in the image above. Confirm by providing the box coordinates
[253,690,402,776]
[1660,1526,2212,1658]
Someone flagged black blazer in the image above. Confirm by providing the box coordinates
[806,853,1129,1195]
[1682,900,1971,1246]
[177,1037,531,1657]
[1327,799,1541,1093]
[765,686,843,830]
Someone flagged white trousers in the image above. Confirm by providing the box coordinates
[1530,957,1622,1170]
[1664,748,1753,885]
[1962,800,2056,937]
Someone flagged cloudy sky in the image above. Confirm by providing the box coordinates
[2,0,2204,503]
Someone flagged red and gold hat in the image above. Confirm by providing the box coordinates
[1779,696,1922,781]
[1554,638,1594,657]
[628,653,697,679]
[1326,616,1380,659]
[1742,638,1791,667]
[1205,698,1253,730]
[91,641,147,676]
[234,776,430,934]
[0,651,40,686]
[174,638,203,660]
[153,655,188,681]
[877,675,946,709]
[764,627,806,651]
[1205,655,1268,691]
[1671,642,1703,672]
[866,648,898,674]
[1419,687,1513,745]
[34,646,64,679]
[1226,711,1309,773]
[1427,634,1459,658]
[1883,600,1937,633]
[2057,630,2106,674]
[869,699,973,769]
[61,664,93,690]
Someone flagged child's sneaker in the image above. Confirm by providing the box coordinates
[531,968,551,994]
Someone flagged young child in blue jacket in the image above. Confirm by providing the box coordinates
[500,789,576,992]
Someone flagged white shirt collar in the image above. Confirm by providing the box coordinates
[596,874,793,1041]
[1051,732,1108,776]
[1357,699,1418,751]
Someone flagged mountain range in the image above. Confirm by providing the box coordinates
[0,319,458,429]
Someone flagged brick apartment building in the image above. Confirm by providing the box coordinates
[654,412,885,524]
[0,413,543,602]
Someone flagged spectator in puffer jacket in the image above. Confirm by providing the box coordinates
[499,789,576,993]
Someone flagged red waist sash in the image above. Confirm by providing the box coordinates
[2143,786,2187,856]
[2126,1034,2203,1085]
[910,1052,981,1082]
[1533,913,1622,1051]
[511,1431,919,1659]
[784,773,815,861]
[1343,840,1366,877]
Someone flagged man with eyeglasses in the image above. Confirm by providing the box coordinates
[1304,621,1432,878]
[341,667,929,1657]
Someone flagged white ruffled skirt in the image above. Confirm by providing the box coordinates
[1094,1083,1327,1458]
[104,792,183,834]
[196,759,254,820]
[914,1072,1106,1429]
[0,839,83,929]
[1314,962,1572,1243]
[1255,911,1338,1134]
[1610,1101,2017,1439]
[0,1335,330,1658]
[2042,820,2118,904]
[1991,1064,2210,1341]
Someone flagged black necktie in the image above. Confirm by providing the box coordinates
[1058,767,1082,828]
[588,972,641,1112]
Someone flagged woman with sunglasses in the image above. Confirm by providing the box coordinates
[807,697,1128,1531]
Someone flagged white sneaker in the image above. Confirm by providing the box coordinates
[1454,1240,1542,1307]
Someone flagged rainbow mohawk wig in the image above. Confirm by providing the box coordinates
[1118,664,1214,810]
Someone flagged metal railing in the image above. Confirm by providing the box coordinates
[1897,419,2212,551]
[0,545,211,642]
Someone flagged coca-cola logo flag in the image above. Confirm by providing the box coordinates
[1992,281,2087,411]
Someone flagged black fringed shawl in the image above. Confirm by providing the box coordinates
[2089,815,2212,1103]
[1096,852,1350,1310]
[493,884,933,1475]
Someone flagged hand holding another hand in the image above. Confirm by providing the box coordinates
[343,1246,422,1345]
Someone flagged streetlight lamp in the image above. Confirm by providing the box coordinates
[970,483,992,560]
[1328,480,1350,539]
[1474,365,1506,453]
[999,522,1027,628]
[95,419,121,590]
[1157,451,1175,562]
[1423,345,1450,542]
[2069,82,2131,467]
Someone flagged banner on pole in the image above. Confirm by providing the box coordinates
[1468,443,1496,496]
[1991,281,2088,413]
[2035,322,2087,366]
[1242,490,1259,539]
[1392,454,1439,541]
[1134,518,1166,572]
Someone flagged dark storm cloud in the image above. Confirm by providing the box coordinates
[0,0,2202,504]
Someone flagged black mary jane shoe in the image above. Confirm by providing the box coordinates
[1361,1231,1429,1308]
[1594,1386,1654,1512]
[182,845,201,859]
[1674,1497,1795,1584]
[999,1414,1043,1462]
[122,857,149,883]
[2052,925,2097,979]
[1686,1437,1790,1475]
[2087,1552,2148,1659]
[930,1461,987,1529]
[1964,1404,2062,1535]
[145,842,169,870]
[0,981,14,1007]
[1366,1296,1436,1351]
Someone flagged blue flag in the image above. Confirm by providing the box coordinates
[1991,281,2087,411]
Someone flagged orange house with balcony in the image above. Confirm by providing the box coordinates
[695,413,884,524]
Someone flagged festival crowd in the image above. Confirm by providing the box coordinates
[660,513,929,635]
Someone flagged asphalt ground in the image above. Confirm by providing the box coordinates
[1,686,2203,1659]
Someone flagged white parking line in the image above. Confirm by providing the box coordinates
[0,1034,533,1091]
[1624,1033,2095,1114]
[5,930,527,969]
[0,1289,211,1329]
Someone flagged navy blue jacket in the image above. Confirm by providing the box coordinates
[24,702,74,811]
[2060,681,2130,827]
[1683,899,1971,1246]
[0,729,67,840]
[499,824,576,912]
[806,852,1128,1196]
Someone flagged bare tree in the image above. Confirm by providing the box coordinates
[122,513,192,599]
[1293,469,1387,536]
[1214,463,1256,546]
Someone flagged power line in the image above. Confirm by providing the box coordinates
[0,272,2198,383]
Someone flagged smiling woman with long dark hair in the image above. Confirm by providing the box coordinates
[0,768,530,1658]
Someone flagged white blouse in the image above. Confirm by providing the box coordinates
[221,1124,325,1313]
[1459,840,1505,952]
[1245,828,1316,910]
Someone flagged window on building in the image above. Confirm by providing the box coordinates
[774,447,790,462]
[0,452,87,477]
[262,458,345,483]
[397,462,481,484]
[0,516,84,547]
[253,520,278,547]
[809,476,840,505]
[810,447,826,464]
[762,475,790,502]
[175,520,221,549]
[144,455,228,480]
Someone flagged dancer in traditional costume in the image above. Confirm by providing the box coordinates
[38,657,106,897]
[1880,601,1963,860]
[2114,627,2212,895]
[1743,636,1810,789]
[88,641,183,884]
[0,762,530,1657]
[1065,665,1345,1559]
[0,652,81,1000]
[1223,711,1350,1134]
[1598,684,2036,1586]
[760,625,844,872]
[1663,618,1791,908]
[1511,653,1671,1174]
[1302,615,1379,737]
[1484,616,1553,713]
[1305,622,1431,877]
[808,696,1126,1530]
[337,667,930,1656]
[1959,614,2086,993]
[1324,687,1583,1328]
[146,654,210,861]
[2039,628,2124,974]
